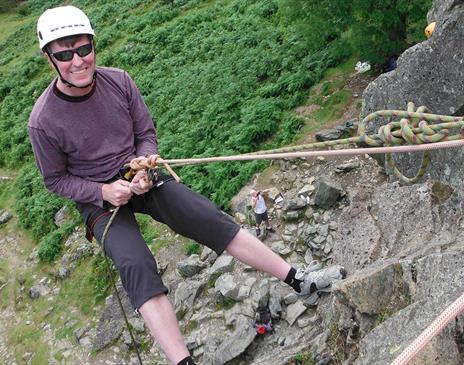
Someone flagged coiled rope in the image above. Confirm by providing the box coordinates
[107,103,464,365]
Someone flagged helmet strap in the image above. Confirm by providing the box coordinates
[46,50,96,89]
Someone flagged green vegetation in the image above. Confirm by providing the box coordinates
[0,0,431,263]
[184,241,201,255]
[8,321,49,364]
[136,213,160,245]
[290,351,315,365]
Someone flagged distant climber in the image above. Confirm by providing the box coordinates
[250,189,274,236]
[384,57,397,73]
[425,22,436,39]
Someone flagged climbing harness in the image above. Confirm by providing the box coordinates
[100,103,464,364]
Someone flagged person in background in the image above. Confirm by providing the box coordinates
[250,189,274,236]
[29,6,345,365]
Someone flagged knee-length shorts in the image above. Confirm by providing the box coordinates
[76,178,240,310]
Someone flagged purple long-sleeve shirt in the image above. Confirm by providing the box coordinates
[28,67,157,207]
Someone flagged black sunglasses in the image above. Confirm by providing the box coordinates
[50,43,93,62]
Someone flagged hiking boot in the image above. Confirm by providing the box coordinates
[255,228,261,236]
[295,264,346,305]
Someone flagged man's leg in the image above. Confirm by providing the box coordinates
[88,204,193,365]
[139,294,191,364]
[225,228,291,280]
[255,213,262,236]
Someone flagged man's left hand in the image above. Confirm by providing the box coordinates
[129,169,153,195]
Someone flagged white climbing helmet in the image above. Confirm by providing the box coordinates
[37,5,95,50]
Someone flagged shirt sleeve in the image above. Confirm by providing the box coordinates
[124,72,158,157]
[28,126,105,207]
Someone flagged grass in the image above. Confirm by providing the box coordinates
[0,12,31,44]
[183,241,201,256]
[288,351,315,365]
[0,257,10,309]
[0,12,39,73]
[136,213,160,245]
[8,321,50,365]
[0,172,15,209]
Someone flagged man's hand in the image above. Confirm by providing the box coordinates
[102,180,133,206]
[129,169,153,195]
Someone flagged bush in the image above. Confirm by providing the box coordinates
[38,221,76,262]
[184,241,201,256]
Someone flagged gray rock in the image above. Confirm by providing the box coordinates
[72,243,94,262]
[129,317,145,333]
[234,212,247,224]
[200,246,218,264]
[175,279,205,318]
[269,286,282,319]
[0,210,12,225]
[74,326,90,342]
[215,273,239,300]
[361,2,464,188]
[298,184,315,197]
[284,293,298,305]
[304,249,314,264]
[209,254,234,276]
[334,261,408,316]
[266,187,281,201]
[211,315,257,365]
[313,179,343,209]
[54,206,70,227]
[334,161,360,173]
[251,279,270,309]
[285,300,307,326]
[283,210,304,222]
[28,283,50,299]
[315,125,349,142]
[282,198,307,212]
[177,254,206,278]
[93,283,134,351]
[55,267,70,280]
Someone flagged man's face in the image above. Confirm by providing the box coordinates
[47,35,95,90]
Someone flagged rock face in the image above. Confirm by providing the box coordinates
[361,0,464,188]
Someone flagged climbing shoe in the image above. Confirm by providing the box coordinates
[295,264,346,306]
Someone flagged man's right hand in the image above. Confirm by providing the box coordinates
[102,180,133,207]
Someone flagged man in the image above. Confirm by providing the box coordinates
[250,189,274,236]
[29,6,345,365]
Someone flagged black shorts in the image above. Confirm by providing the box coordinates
[255,211,268,225]
[76,177,240,310]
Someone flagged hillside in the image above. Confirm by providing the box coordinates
[0,0,445,364]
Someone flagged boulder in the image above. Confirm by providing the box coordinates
[313,179,343,209]
[361,0,464,188]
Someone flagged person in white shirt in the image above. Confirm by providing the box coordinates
[250,189,274,236]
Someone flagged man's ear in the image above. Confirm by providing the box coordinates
[43,52,54,68]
